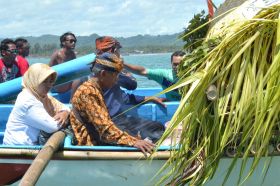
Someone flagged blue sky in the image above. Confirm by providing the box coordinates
[0,0,225,38]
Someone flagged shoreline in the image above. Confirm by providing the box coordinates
[28,52,173,58]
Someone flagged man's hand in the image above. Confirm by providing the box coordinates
[134,139,155,155]
[53,110,69,127]
[145,96,167,108]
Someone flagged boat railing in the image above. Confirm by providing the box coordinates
[63,135,177,151]
[0,132,178,152]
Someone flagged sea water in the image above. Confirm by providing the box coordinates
[27,53,172,88]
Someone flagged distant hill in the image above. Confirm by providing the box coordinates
[0,33,184,56]
[18,33,184,47]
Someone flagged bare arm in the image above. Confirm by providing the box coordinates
[124,63,147,76]
[49,51,59,67]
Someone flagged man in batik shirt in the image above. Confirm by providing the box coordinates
[70,52,155,154]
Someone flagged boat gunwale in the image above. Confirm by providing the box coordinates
[0,148,172,160]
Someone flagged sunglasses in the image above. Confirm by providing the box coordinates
[6,49,18,54]
[65,39,77,43]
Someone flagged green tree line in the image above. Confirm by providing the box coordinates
[29,43,182,57]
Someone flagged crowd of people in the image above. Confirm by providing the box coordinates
[1,32,185,154]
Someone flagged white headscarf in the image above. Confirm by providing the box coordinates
[22,63,58,116]
[22,63,57,96]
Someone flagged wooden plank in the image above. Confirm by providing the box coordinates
[19,131,65,186]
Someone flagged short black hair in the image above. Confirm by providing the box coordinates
[0,38,16,57]
[171,51,185,62]
[15,38,28,49]
[60,32,76,48]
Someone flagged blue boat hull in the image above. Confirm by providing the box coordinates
[1,89,280,185]
[0,56,278,185]
[0,53,96,102]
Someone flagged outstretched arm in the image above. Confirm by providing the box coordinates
[124,63,147,76]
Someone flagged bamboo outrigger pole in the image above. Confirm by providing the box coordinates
[19,131,66,186]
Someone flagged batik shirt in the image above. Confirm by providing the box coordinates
[70,78,137,146]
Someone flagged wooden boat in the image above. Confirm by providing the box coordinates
[1,55,280,185]
[0,88,178,186]
[2,91,280,186]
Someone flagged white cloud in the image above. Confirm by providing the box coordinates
[120,0,131,10]
[0,0,226,38]
[41,0,54,5]
[87,6,105,15]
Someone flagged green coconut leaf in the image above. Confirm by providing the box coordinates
[157,5,280,186]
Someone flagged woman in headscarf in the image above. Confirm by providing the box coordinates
[3,63,70,145]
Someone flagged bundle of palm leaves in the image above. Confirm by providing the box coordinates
[157,4,280,186]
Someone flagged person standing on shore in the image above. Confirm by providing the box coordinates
[49,32,77,93]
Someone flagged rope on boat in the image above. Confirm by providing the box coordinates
[19,131,65,186]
